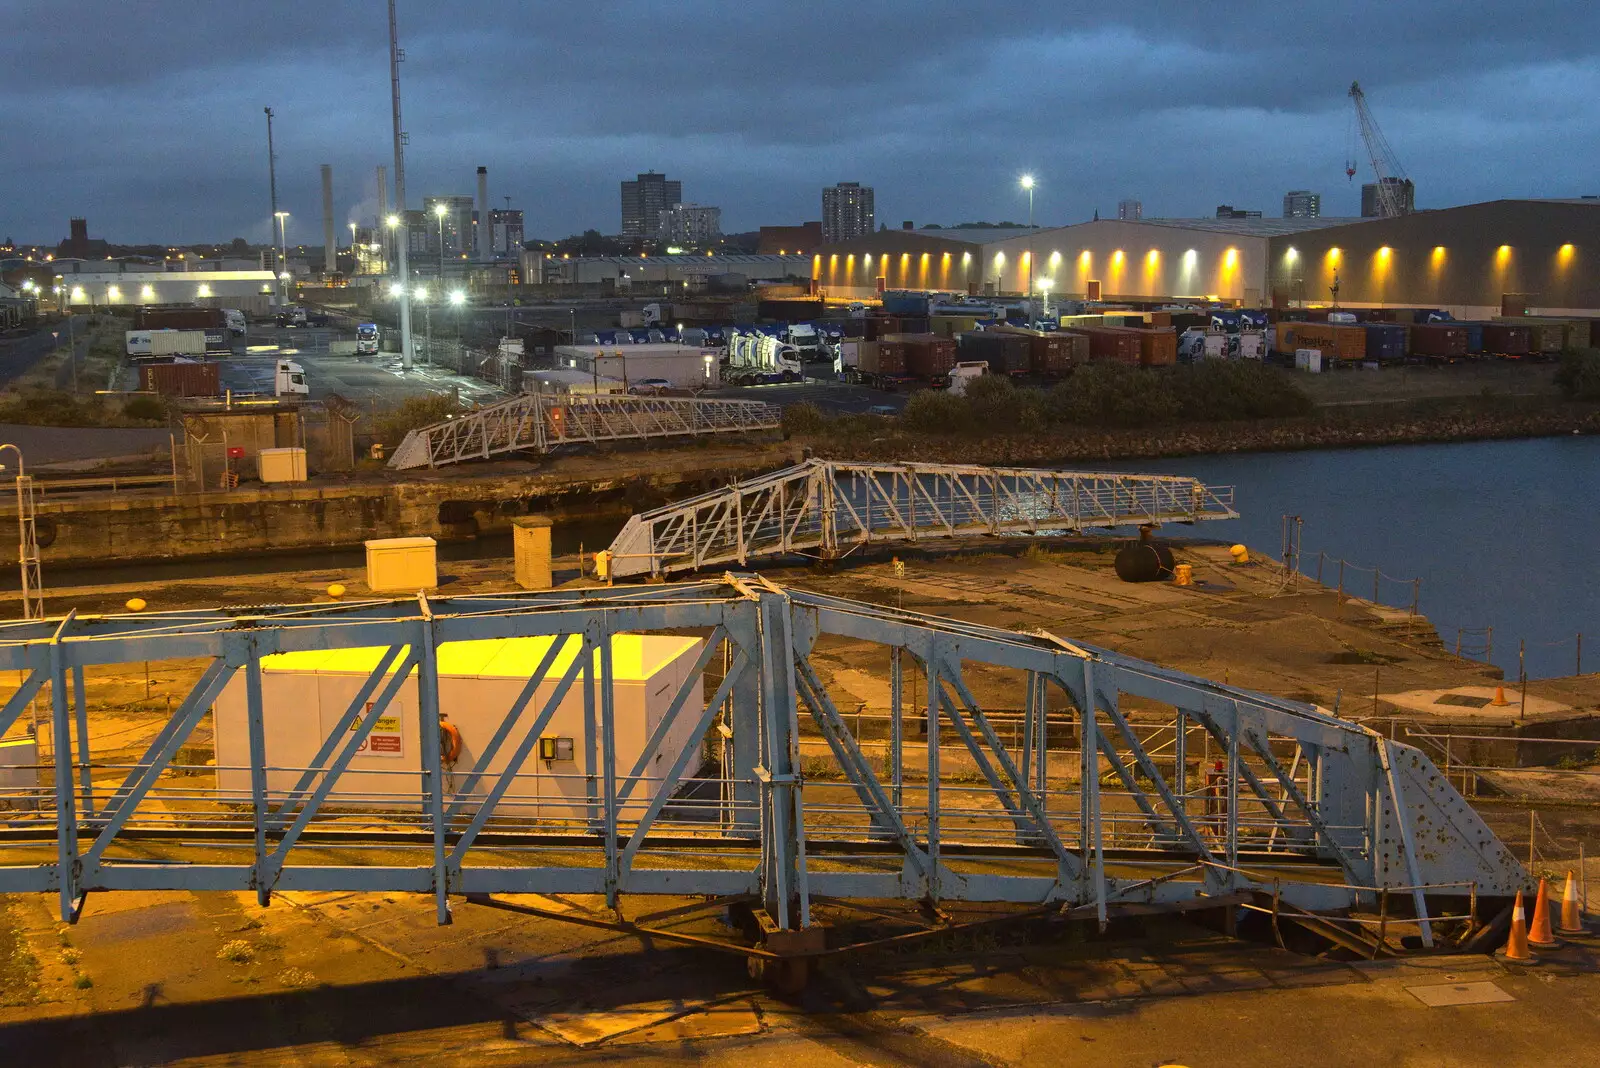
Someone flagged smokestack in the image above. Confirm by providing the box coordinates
[375,165,388,273]
[321,164,336,276]
[476,166,490,262]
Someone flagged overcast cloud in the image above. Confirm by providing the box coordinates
[3,0,1598,245]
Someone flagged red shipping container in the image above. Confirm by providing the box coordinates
[880,332,955,378]
[1480,323,1532,356]
[1136,328,1177,367]
[139,361,220,397]
[1410,323,1467,358]
[1069,327,1141,365]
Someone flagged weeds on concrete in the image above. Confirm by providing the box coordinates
[277,967,318,988]
[0,900,41,1006]
[216,940,256,964]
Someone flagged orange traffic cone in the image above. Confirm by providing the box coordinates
[1528,877,1559,948]
[1556,870,1588,936]
[1498,890,1535,963]
[1490,686,1509,707]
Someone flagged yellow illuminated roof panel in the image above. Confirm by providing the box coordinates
[261,635,700,683]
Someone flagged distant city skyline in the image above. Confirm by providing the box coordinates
[3,1,1598,244]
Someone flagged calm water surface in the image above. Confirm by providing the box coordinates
[1100,436,1600,680]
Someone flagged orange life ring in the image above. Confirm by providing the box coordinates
[439,720,463,764]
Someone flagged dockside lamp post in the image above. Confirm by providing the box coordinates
[1020,174,1035,299]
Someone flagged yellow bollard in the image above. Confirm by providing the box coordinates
[125,598,146,612]
[1229,544,1249,564]
[326,583,346,600]
[594,549,612,585]
[1173,563,1193,586]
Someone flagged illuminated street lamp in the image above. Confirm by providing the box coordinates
[434,202,448,281]
[1020,175,1036,298]
[273,211,291,304]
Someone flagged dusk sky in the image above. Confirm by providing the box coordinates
[4,1,1599,246]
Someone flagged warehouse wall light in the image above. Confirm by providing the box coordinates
[1558,243,1576,268]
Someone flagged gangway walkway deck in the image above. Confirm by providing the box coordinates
[0,579,1524,942]
[607,460,1239,577]
[388,392,782,470]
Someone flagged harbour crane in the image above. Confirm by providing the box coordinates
[1347,81,1413,217]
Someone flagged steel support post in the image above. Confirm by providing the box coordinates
[755,591,807,927]
[245,651,269,906]
[417,613,450,924]
[890,647,904,812]
[49,636,81,922]
[1079,659,1107,926]
[1173,708,1187,819]
[924,643,941,902]
[72,665,91,819]
[599,621,620,905]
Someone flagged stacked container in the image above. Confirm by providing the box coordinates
[1136,328,1178,367]
[1479,323,1532,357]
[1276,322,1368,361]
[1363,323,1409,362]
[955,331,1031,375]
[880,333,956,378]
[1069,327,1142,366]
[1409,323,1469,360]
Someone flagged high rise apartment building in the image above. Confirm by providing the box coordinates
[658,203,722,246]
[1117,199,1142,221]
[822,182,875,243]
[621,172,682,240]
[1283,190,1321,218]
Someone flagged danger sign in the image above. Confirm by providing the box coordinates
[353,705,404,758]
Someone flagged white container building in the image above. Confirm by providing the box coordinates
[212,634,705,823]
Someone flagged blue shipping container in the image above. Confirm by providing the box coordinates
[1461,322,1485,353]
[1363,324,1408,361]
[881,292,930,317]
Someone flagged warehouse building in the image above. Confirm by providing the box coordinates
[812,218,1358,304]
[812,199,1600,315]
[1264,198,1600,318]
[524,252,811,288]
[46,262,277,310]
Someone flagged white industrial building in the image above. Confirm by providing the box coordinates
[45,261,278,311]
[213,634,706,821]
[524,252,811,287]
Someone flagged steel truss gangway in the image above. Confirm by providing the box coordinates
[388,392,782,470]
[0,579,1524,950]
[607,460,1239,577]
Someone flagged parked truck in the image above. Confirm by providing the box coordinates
[355,322,380,355]
[275,359,309,397]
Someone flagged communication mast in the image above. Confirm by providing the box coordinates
[1347,81,1412,217]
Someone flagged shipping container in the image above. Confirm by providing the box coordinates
[1275,322,1367,361]
[856,339,902,375]
[955,331,1031,375]
[1499,316,1591,352]
[1410,323,1468,359]
[138,360,220,397]
[880,292,931,317]
[880,333,955,378]
[1136,328,1178,367]
[135,306,226,331]
[126,328,209,358]
[841,339,880,371]
[929,314,980,338]
[897,315,930,335]
[864,316,901,341]
[1462,322,1485,354]
[1363,323,1409,362]
[1069,327,1142,366]
[1479,322,1532,357]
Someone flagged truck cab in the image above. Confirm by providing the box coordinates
[355,322,380,355]
[946,361,988,396]
[274,359,309,397]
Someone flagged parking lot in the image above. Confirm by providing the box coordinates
[218,326,505,408]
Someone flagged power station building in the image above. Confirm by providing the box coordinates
[811,198,1600,316]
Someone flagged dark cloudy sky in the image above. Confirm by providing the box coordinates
[4,1,1598,246]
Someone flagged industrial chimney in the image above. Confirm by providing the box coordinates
[321,164,336,276]
[476,166,490,262]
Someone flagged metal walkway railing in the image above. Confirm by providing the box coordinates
[0,579,1525,942]
[606,460,1239,577]
[388,393,782,470]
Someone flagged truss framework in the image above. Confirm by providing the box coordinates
[387,393,781,470]
[607,460,1239,577]
[0,579,1523,941]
